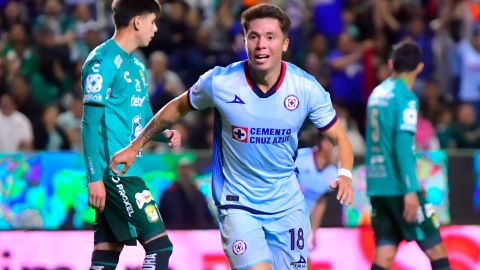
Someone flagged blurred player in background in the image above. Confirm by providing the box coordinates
[295,134,336,251]
[110,3,354,270]
[81,0,180,269]
[295,134,337,269]
[365,41,451,270]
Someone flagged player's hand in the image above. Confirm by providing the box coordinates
[109,145,138,175]
[403,192,419,222]
[329,175,354,206]
[163,129,181,149]
[88,181,106,212]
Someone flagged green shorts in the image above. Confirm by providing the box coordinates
[93,174,166,246]
[370,192,441,247]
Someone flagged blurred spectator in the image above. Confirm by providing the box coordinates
[33,0,75,47]
[148,51,185,113]
[450,103,480,148]
[9,74,42,124]
[58,95,82,152]
[328,31,367,130]
[70,26,101,62]
[33,104,71,151]
[403,15,434,94]
[419,79,450,126]
[200,0,236,62]
[71,3,96,40]
[436,107,453,149]
[0,92,33,152]
[455,24,480,119]
[30,26,72,106]
[146,0,191,56]
[451,104,480,149]
[303,32,330,87]
[1,23,38,80]
[0,1,30,32]
[159,158,216,230]
[312,0,343,46]
[335,105,365,155]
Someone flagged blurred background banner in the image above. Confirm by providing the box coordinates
[0,151,210,230]
[344,150,451,227]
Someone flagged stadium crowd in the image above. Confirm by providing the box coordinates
[0,0,480,154]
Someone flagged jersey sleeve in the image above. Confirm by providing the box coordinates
[82,58,116,106]
[396,96,418,134]
[81,104,105,182]
[188,68,215,110]
[394,96,420,193]
[307,81,337,131]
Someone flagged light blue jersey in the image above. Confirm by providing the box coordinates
[295,147,337,212]
[189,61,337,214]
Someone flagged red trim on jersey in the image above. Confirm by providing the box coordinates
[243,61,253,88]
[275,61,287,91]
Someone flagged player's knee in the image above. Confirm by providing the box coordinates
[141,235,173,270]
[94,242,124,252]
[373,246,396,268]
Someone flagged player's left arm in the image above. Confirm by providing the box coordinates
[323,120,354,206]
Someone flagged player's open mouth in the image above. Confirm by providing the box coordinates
[254,54,269,64]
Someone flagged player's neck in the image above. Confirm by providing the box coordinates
[112,29,138,55]
[392,73,416,91]
[247,62,282,93]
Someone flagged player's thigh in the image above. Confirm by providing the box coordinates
[93,211,135,247]
[264,208,311,269]
[103,175,166,243]
[218,209,271,270]
[370,196,403,246]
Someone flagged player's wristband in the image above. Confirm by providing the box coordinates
[338,168,353,180]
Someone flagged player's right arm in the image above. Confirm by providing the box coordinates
[81,56,115,212]
[110,68,215,175]
[394,96,421,222]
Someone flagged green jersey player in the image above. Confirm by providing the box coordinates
[365,41,450,270]
[81,0,181,269]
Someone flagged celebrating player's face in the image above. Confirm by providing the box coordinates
[245,18,289,73]
[135,13,158,47]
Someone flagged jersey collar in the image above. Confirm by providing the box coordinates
[108,39,131,58]
[243,60,286,98]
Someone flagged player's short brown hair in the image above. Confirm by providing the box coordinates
[241,4,291,36]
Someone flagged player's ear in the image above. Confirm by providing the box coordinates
[415,62,424,74]
[282,37,289,52]
[133,16,140,31]
[387,59,394,71]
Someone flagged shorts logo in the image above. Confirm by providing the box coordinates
[135,190,153,209]
[231,125,248,142]
[232,240,247,255]
[144,204,160,223]
[111,176,121,183]
[284,95,299,111]
[290,255,307,268]
[86,74,103,93]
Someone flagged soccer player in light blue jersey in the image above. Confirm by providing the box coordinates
[110,4,354,270]
[295,135,337,252]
